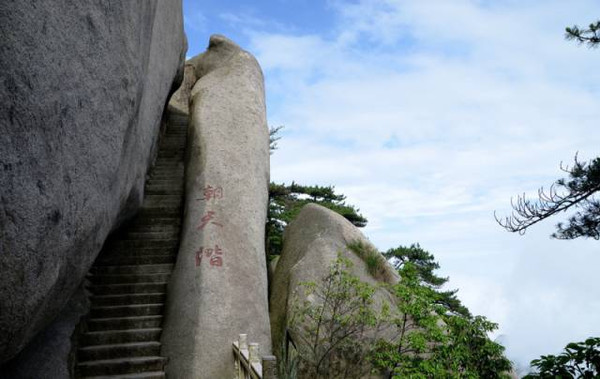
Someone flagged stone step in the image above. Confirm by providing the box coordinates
[145,186,183,196]
[144,195,183,203]
[77,356,166,377]
[107,238,179,251]
[156,142,185,149]
[147,176,183,183]
[87,273,171,285]
[82,372,166,379]
[87,282,168,296]
[165,132,186,137]
[152,158,184,165]
[138,206,182,217]
[156,147,184,155]
[87,316,163,332]
[81,328,162,346]
[78,341,161,362]
[156,151,184,159]
[109,225,180,240]
[126,223,180,233]
[145,179,181,187]
[149,172,184,180]
[90,304,164,319]
[96,254,175,267]
[151,165,184,172]
[75,111,183,376]
[90,293,166,307]
[128,217,181,227]
[123,230,180,240]
[91,264,173,276]
[140,200,182,211]
[152,156,183,164]
[151,162,183,169]
[100,245,178,257]
[161,134,186,140]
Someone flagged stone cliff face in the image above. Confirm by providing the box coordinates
[161,35,272,378]
[0,0,186,363]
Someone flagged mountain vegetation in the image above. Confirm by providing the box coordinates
[285,244,512,378]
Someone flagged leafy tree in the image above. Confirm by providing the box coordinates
[435,315,512,378]
[524,337,600,378]
[289,256,388,378]
[267,182,367,256]
[285,244,512,378]
[371,261,449,378]
[371,257,512,378]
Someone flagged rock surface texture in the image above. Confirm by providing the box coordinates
[161,35,272,378]
[0,0,185,363]
[269,203,399,374]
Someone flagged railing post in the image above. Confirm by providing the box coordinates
[234,333,275,379]
[238,334,248,379]
[262,355,277,379]
[248,343,260,364]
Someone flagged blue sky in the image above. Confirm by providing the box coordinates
[183,0,600,372]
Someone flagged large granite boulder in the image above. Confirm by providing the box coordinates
[161,35,271,378]
[0,0,185,362]
[269,203,399,377]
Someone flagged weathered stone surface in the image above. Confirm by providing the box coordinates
[168,63,197,115]
[269,203,399,374]
[0,0,185,362]
[161,35,271,378]
[0,285,89,379]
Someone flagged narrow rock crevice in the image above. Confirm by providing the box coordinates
[73,109,187,378]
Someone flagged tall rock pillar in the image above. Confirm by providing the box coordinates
[161,35,271,378]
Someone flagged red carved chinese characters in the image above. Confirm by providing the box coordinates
[195,183,225,268]
[195,245,223,268]
[197,185,224,202]
[197,210,223,230]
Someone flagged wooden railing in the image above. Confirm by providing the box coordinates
[233,334,277,379]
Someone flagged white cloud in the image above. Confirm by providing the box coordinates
[239,0,600,367]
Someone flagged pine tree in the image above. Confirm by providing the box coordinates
[497,20,600,239]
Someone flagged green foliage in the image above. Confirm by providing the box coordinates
[566,20,600,48]
[287,246,512,378]
[277,332,298,379]
[524,337,600,378]
[373,246,512,378]
[347,240,396,284]
[269,125,284,154]
[497,155,600,239]
[384,243,471,317]
[267,182,367,256]
[435,315,512,378]
[289,255,388,378]
[371,261,450,378]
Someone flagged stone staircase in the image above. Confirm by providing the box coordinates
[75,110,187,378]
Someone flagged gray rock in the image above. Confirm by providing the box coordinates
[0,285,89,379]
[161,35,271,378]
[269,203,399,377]
[0,0,185,362]
[168,63,197,115]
